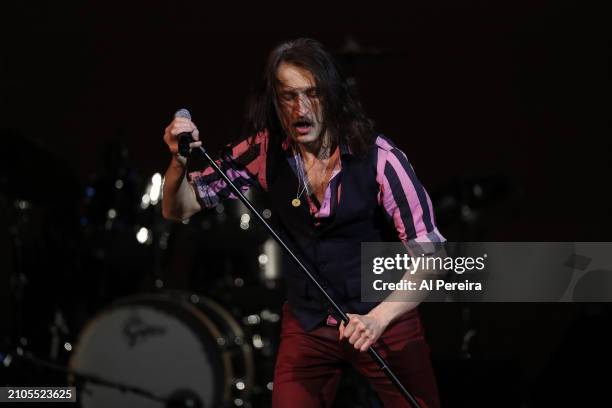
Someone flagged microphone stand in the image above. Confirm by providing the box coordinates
[186,142,423,408]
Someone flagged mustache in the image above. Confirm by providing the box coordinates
[293,118,314,127]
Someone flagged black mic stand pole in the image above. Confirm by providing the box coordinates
[183,139,423,408]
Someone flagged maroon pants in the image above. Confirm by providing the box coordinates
[272,303,440,407]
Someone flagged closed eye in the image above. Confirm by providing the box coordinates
[280,91,296,102]
[305,88,319,98]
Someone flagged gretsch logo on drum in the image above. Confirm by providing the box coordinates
[122,315,166,348]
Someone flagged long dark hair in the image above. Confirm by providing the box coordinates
[245,38,376,155]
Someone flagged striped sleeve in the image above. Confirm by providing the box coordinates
[187,130,268,208]
[375,135,446,253]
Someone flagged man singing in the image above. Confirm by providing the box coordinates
[162,38,444,407]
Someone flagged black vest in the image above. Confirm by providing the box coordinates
[266,138,397,331]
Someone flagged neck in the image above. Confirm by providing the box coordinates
[297,131,334,163]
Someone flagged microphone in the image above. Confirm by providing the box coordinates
[174,108,194,157]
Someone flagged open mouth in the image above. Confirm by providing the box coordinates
[293,119,313,135]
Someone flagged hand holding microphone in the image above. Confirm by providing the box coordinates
[163,108,202,165]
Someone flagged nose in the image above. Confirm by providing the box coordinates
[294,94,310,117]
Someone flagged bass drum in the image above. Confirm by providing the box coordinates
[69,291,255,408]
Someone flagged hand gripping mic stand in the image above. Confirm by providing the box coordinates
[176,109,423,408]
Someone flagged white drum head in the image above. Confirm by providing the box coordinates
[70,295,225,408]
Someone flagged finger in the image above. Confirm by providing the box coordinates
[172,117,193,125]
[170,124,196,136]
[189,141,202,149]
[349,328,364,345]
[163,125,174,141]
[343,321,357,339]
[360,339,373,352]
[170,119,196,130]
[342,314,360,338]
[347,320,366,342]
[353,335,368,350]
[338,322,344,340]
[170,119,195,133]
[192,127,200,140]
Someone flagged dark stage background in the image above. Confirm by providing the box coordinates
[0,1,609,407]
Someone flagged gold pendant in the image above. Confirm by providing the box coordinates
[291,198,301,207]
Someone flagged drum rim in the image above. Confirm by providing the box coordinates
[193,296,256,396]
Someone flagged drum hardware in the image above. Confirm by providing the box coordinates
[48,308,70,361]
[7,198,31,349]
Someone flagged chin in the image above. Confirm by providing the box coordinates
[295,135,317,144]
[294,130,321,145]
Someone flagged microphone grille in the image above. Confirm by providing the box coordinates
[174,108,191,120]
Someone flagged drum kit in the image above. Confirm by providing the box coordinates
[1,139,285,407]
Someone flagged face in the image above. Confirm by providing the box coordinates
[275,62,325,145]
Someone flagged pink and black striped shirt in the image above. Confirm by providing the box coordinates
[188,131,445,246]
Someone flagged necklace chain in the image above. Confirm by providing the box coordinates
[295,152,309,199]
[293,146,338,206]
